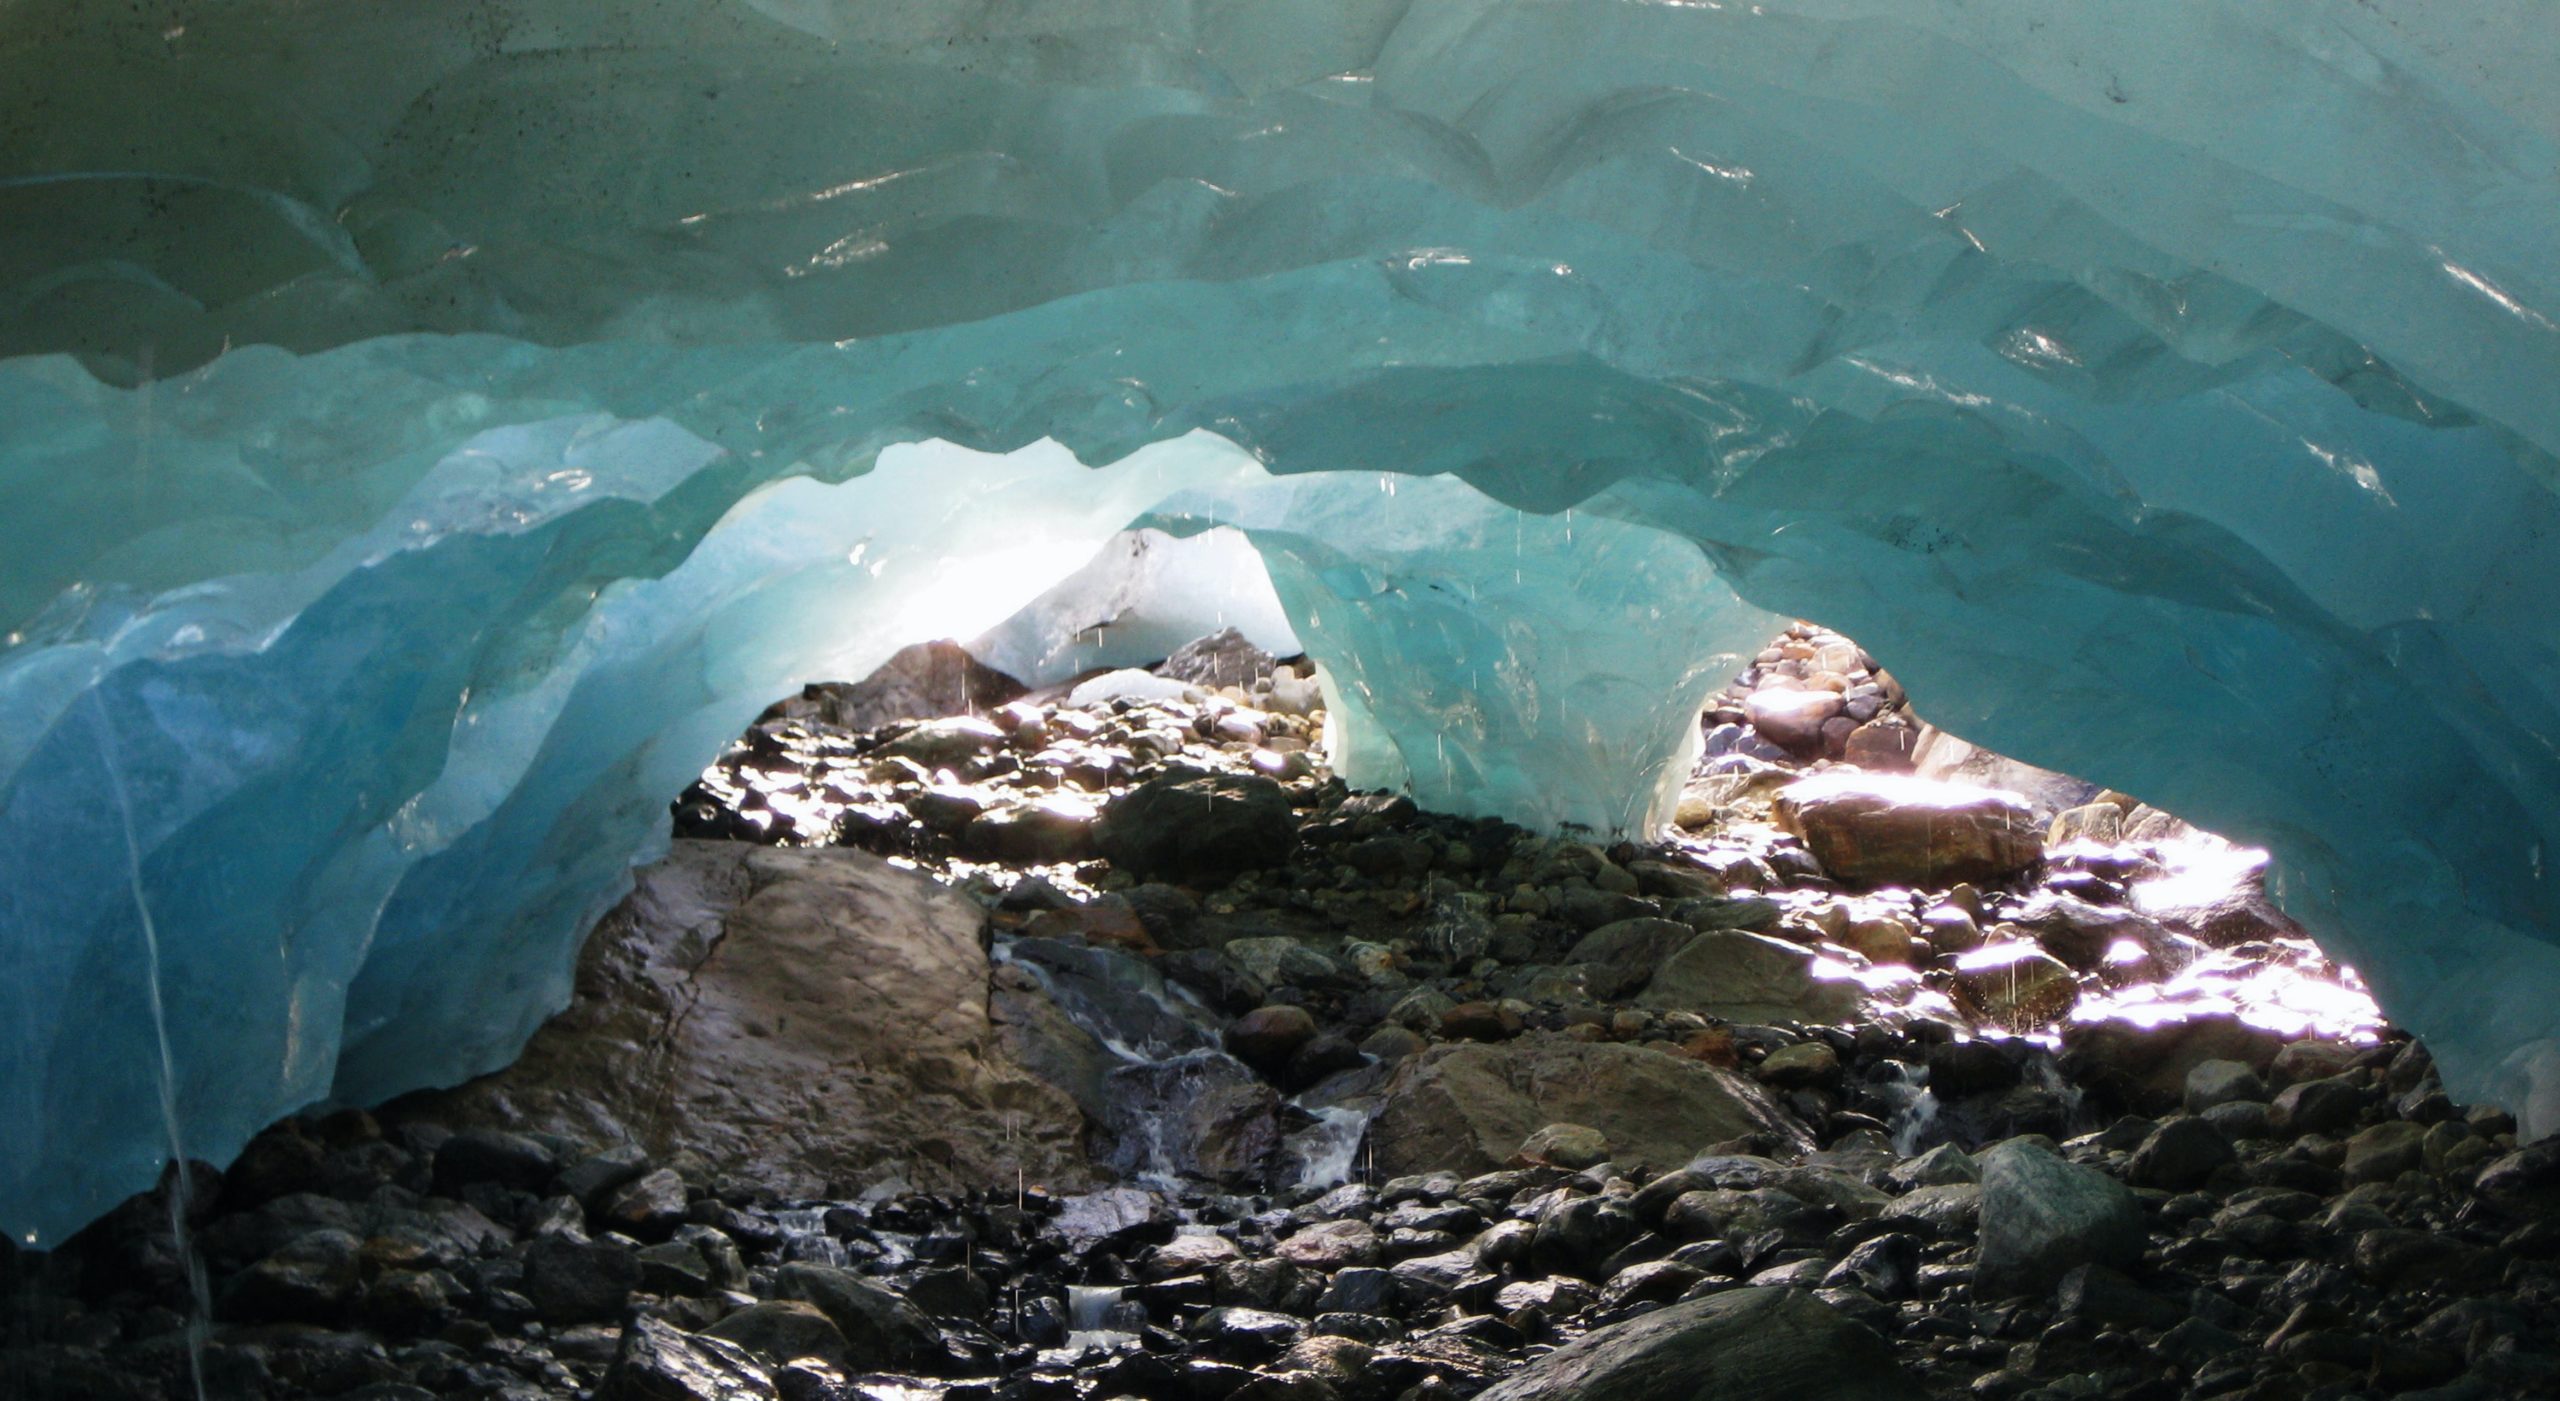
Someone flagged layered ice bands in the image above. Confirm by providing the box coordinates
[3,0,2558,1242]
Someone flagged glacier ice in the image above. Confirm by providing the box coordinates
[4,0,2560,1241]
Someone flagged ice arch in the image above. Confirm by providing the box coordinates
[4,0,2560,1241]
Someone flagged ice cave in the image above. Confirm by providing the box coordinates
[4,2,2560,1398]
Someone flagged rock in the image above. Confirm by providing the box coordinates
[218,1229,362,1323]
[2054,1264,2182,1330]
[1756,1042,1842,1090]
[1149,1232,1246,1280]
[1096,770,1297,883]
[1975,1141,2146,1296]
[2056,1013,2283,1115]
[2183,1059,2270,1113]
[1470,1287,1922,1401]
[602,1167,690,1239]
[403,843,1090,1201]
[2125,1117,2236,1191]
[1158,629,1278,690]
[768,1264,940,1369]
[961,796,1100,863]
[2271,1076,2370,1137]
[522,1233,643,1325]
[1772,773,2043,888]
[596,1316,776,1401]
[1746,689,1843,751]
[1278,1219,1381,1271]
[1226,1005,1320,1070]
[1369,1038,1811,1179]
[1103,1052,1281,1184]
[1947,943,2079,1030]
[431,1129,560,1195]
[1565,919,1699,1000]
[2476,1139,2560,1216]
[1517,1124,1611,1171]
[1906,727,2100,819]
[1530,1195,1640,1279]
[2343,1121,2428,1183]
[777,642,1024,732]
[1879,1183,1980,1236]
[703,1301,851,1369]
[879,715,1009,768]
[1637,930,1863,1025]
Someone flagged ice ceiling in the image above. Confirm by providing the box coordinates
[4,0,2559,1243]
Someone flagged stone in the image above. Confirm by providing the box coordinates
[1470,1287,1923,1401]
[2271,1076,2371,1137]
[1975,1141,2146,1296]
[431,1129,560,1195]
[961,796,1100,863]
[1278,1219,1381,1270]
[2183,1059,2270,1113]
[1103,1052,1281,1184]
[597,1316,776,1401]
[602,1167,691,1239]
[1756,1041,1842,1090]
[1772,773,2043,888]
[1637,930,1863,1025]
[779,642,1025,732]
[2054,1264,2181,1329]
[1746,688,1843,751]
[1369,1038,1811,1179]
[1517,1123,1612,1170]
[1947,944,2079,1030]
[1564,918,1699,1000]
[767,1264,941,1369]
[218,1228,363,1323]
[2125,1117,2237,1191]
[1226,1005,1320,1070]
[2475,1139,2560,1216]
[522,1233,643,1325]
[1149,1231,1247,1280]
[2058,1015,2285,1115]
[1096,770,1298,883]
[703,1301,852,1369]
[405,843,1090,1201]
[2343,1121,2428,1183]
[1158,629,1279,690]
[879,715,1009,768]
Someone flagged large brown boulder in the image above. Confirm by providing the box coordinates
[1774,772,2042,888]
[403,842,1090,1197]
[1635,929,1864,1025]
[761,640,1024,732]
[1369,1038,1811,1178]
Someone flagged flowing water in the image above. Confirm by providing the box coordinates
[1283,1103,1376,1190]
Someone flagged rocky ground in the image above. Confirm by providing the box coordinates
[7,626,2559,1401]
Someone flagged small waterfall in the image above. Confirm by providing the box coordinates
[2027,1053,2094,1136]
[1064,1284,1138,1351]
[1873,1060,1940,1157]
[1284,1104,1375,1190]
[769,1207,852,1267]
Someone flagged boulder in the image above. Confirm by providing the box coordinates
[1773,772,2043,888]
[596,1316,776,1401]
[1564,918,1698,1000]
[1103,1052,1281,1184]
[2057,1014,2284,1115]
[1471,1287,1922,1401]
[1906,727,2100,819]
[878,714,1009,768]
[1369,1037,1810,1178]
[404,842,1091,1203]
[1746,689,1843,751]
[768,641,1024,733]
[1975,1141,2146,1296]
[1947,944,2079,1030]
[1157,628,1278,690]
[768,1264,941,1369]
[703,1301,851,1369]
[1096,771,1297,883]
[1637,930,1863,1025]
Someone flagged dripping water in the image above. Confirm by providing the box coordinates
[92,690,210,1401]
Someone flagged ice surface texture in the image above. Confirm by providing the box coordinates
[3,0,2559,1239]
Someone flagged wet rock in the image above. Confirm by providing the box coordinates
[1158,629,1278,690]
[2054,1264,2182,1330]
[219,1228,363,1323]
[1773,773,2042,889]
[2056,1014,2283,1115]
[1517,1124,1611,1171]
[1279,1219,1381,1271]
[1637,930,1862,1025]
[1096,770,1297,883]
[879,715,1008,768]
[2270,1075,2370,1136]
[1103,1053,1280,1184]
[767,1264,940,1369]
[602,1167,691,1239]
[1471,1286,1922,1401]
[1370,1038,1810,1179]
[2342,1120,2428,1183]
[2475,1139,2560,1216]
[2124,1117,2236,1191]
[1975,1141,2145,1296]
[1193,1306,1310,1361]
[962,796,1099,863]
[703,1301,851,1369]
[431,1129,559,1196]
[1746,689,1843,751]
[596,1315,776,1401]
[522,1233,642,1325]
[1947,944,2078,1030]
[1226,1005,1320,1071]
[1564,919,1698,1000]
[2183,1059,2269,1113]
[1756,1042,1842,1091]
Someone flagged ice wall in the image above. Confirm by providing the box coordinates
[4,0,2560,1239]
